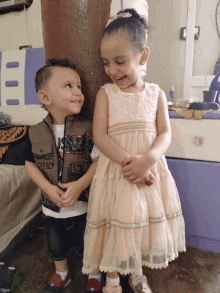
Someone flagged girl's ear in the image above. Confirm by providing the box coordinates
[37,90,52,107]
[140,47,150,65]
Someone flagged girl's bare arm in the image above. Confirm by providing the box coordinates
[122,89,171,184]
[93,88,131,166]
[145,89,172,163]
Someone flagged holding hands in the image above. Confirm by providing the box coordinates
[46,181,83,208]
[122,154,155,186]
[58,181,83,207]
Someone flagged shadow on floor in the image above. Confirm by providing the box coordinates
[2,229,220,293]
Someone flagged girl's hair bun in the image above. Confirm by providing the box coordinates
[104,8,149,51]
[118,8,148,30]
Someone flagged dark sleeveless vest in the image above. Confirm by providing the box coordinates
[29,113,93,213]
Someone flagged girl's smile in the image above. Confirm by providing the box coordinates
[101,32,148,93]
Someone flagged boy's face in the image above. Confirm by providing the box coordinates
[46,67,84,117]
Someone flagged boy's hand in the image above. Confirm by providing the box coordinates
[45,185,66,208]
[122,155,153,184]
[58,181,83,207]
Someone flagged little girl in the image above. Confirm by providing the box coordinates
[82,8,186,293]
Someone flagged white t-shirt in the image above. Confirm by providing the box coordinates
[42,124,100,218]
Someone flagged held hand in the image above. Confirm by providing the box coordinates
[138,171,155,187]
[45,185,66,208]
[122,155,153,184]
[58,182,83,207]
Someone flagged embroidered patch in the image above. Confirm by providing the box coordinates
[34,152,54,170]
[69,161,90,175]
[41,194,60,212]
[64,135,93,154]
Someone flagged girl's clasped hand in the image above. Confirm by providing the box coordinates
[121,154,155,187]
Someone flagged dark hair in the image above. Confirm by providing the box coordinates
[35,58,76,93]
[103,8,149,52]
[35,58,77,111]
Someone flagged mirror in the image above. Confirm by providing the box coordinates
[184,0,220,104]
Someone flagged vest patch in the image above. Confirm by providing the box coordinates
[64,135,93,154]
[68,161,90,175]
[33,151,54,170]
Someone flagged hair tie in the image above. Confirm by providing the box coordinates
[110,12,132,23]
[117,12,132,19]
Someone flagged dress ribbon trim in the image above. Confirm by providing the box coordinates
[87,211,182,229]
[108,121,157,136]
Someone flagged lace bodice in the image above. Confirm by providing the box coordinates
[102,83,163,127]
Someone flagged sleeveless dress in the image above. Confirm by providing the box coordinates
[82,82,186,275]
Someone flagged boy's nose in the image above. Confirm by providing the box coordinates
[73,88,82,95]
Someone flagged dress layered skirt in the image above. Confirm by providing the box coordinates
[82,83,186,275]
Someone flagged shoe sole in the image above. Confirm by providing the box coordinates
[128,278,153,293]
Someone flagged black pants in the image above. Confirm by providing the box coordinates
[42,213,87,261]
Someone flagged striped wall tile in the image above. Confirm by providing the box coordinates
[6,61,19,68]
[1,50,26,107]
[6,99,20,105]
[5,80,19,87]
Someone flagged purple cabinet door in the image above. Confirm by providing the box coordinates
[167,158,220,253]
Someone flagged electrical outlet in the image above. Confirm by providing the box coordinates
[193,136,203,146]
[180,26,200,40]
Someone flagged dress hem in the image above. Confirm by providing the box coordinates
[82,248,186,275]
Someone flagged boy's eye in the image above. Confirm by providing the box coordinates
[103,62,109,66]
[77,85,82,90]
[117,61,125,65]
[65,83,71,88]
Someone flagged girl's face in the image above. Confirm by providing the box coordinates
[101,32,148,91]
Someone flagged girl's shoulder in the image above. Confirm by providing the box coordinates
[100,82,116,95]
[145,83,165,102]
[100,82,164,100]
[145,82,161,94]
[100,82,114,89]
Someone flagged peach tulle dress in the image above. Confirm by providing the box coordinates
[82,83,186,275]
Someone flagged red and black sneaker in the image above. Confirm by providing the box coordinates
[42,271,72,293]
[85,278,103,293]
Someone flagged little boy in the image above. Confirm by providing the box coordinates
[25,58,100,293]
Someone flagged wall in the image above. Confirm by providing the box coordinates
[146,0,220,103]
[0,0,148,52]
[194,0,220,76]
[110,0,148,20]
[0,0,43,51]
[146,0,188,102]
[0,0,149,125]
[0,0,45,125]
[0,0,218,107]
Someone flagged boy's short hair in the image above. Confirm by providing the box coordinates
[35,58,76,110]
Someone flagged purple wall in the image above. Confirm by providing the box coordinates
[25,47,44,105]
